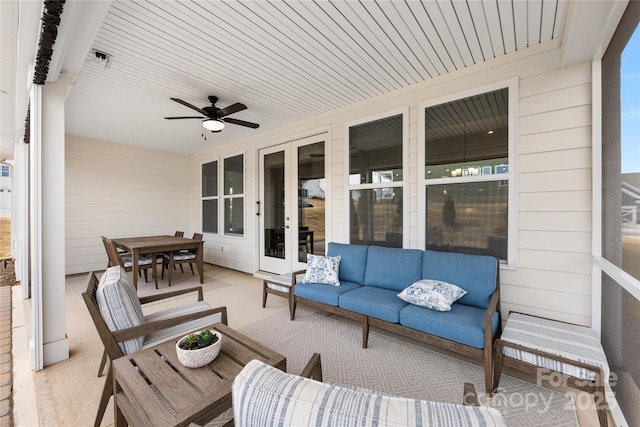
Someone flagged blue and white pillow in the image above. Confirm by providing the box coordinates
[302,254,341,286]
[397,279,467,311]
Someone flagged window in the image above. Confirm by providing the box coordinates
[202,161,218,233]
[348,113,405,247]
[600,4,639,425]
[223,154,244,236]
[422,87,513,262]
[1,166,9,177]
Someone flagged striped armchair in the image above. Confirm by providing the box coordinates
[232,358,507,427]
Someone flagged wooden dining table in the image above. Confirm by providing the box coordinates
[111,235,204,289]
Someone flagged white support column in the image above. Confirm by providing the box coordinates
[30,74,72,369]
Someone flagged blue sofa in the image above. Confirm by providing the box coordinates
[293,242,501,393]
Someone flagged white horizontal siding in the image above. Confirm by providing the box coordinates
[65,135,192,274]
[66,45,595,325]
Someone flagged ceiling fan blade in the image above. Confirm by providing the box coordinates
[170,98,208,115]
[223,117,260,129]
[216,103,247,117]
[164,116,205,120]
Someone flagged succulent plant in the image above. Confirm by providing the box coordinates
[179,329,218,350]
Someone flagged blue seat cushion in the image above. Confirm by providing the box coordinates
[327,242,368,285]
[294,281,361,306]
[422,250,498,309]
[399,303,500,349]
[364,246,423,291]
[339,287,408,323]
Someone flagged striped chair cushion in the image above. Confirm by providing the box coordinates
[501,312,610,382]
[121,254,153,268]
[232,360,507,427]
[164,252,196,261]
[96,266,145,355]
[142,301,222,349]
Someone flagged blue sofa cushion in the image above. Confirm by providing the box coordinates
[399,303,500,349]
[294,281,361,306]
[328,242,368,285]
[364,246,423,292]
[339,287,408,323]
[422,250,498,309]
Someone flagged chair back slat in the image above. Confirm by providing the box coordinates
[175,231,184,237]
[193,233,203,241]
[102,236,125,270]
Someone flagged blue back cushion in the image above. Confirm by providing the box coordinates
[327,242,368,285]
[364,246,423,292]
[422,250,498,309]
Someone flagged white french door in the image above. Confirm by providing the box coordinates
[258,135,326,273]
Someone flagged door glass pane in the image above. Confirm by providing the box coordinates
[264,151,285,259]
[298,142,326,262]
[350,188,403,247]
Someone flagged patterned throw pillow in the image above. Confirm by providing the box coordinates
[301,254,342,286]
[96,266,145,354]
[397,279,467,311]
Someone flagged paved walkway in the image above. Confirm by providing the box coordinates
[0,285,12,426]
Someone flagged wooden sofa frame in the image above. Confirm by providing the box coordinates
[292,267,501,394]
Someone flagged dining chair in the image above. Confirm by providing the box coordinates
[162,232,202,286]
[155,231,185,268]
[83,266,228,427]
[102,236,157,289]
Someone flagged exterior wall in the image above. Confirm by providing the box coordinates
[65,135,192,274]
[188,42,594,326]
[0,168,10,218]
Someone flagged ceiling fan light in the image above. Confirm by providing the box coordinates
[202,119,225,131]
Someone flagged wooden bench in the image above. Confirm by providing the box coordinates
[493,312,610,426]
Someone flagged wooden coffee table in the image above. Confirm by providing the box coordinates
[112,322,286,427]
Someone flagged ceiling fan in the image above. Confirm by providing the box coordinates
[164,96,260,132]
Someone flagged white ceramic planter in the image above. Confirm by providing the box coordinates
[176,331,222,368]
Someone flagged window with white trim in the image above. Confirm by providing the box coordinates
[422,87,513,263]
[202,161,218,234]
[348,113,404,247]
[223,154,244,236]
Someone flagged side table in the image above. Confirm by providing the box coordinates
[262,270,305,320]
[112,322,286,427]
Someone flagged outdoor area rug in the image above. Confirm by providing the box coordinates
[238,307,579,427]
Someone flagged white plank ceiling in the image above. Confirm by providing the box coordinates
[62,0,569,154]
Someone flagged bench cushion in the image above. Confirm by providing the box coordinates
[339,287,408,323]
[364,246,423,291]
[328,242,368,285]
[500,313,610,382]
[295,281,362,306]
[400,303,500,349]
[422,250,498,309]
[232,359,508,427]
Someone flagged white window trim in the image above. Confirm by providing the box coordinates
[201,159,220,236]
[222,151,246,238]
[344,107,410,246]
[417,78,519,269]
